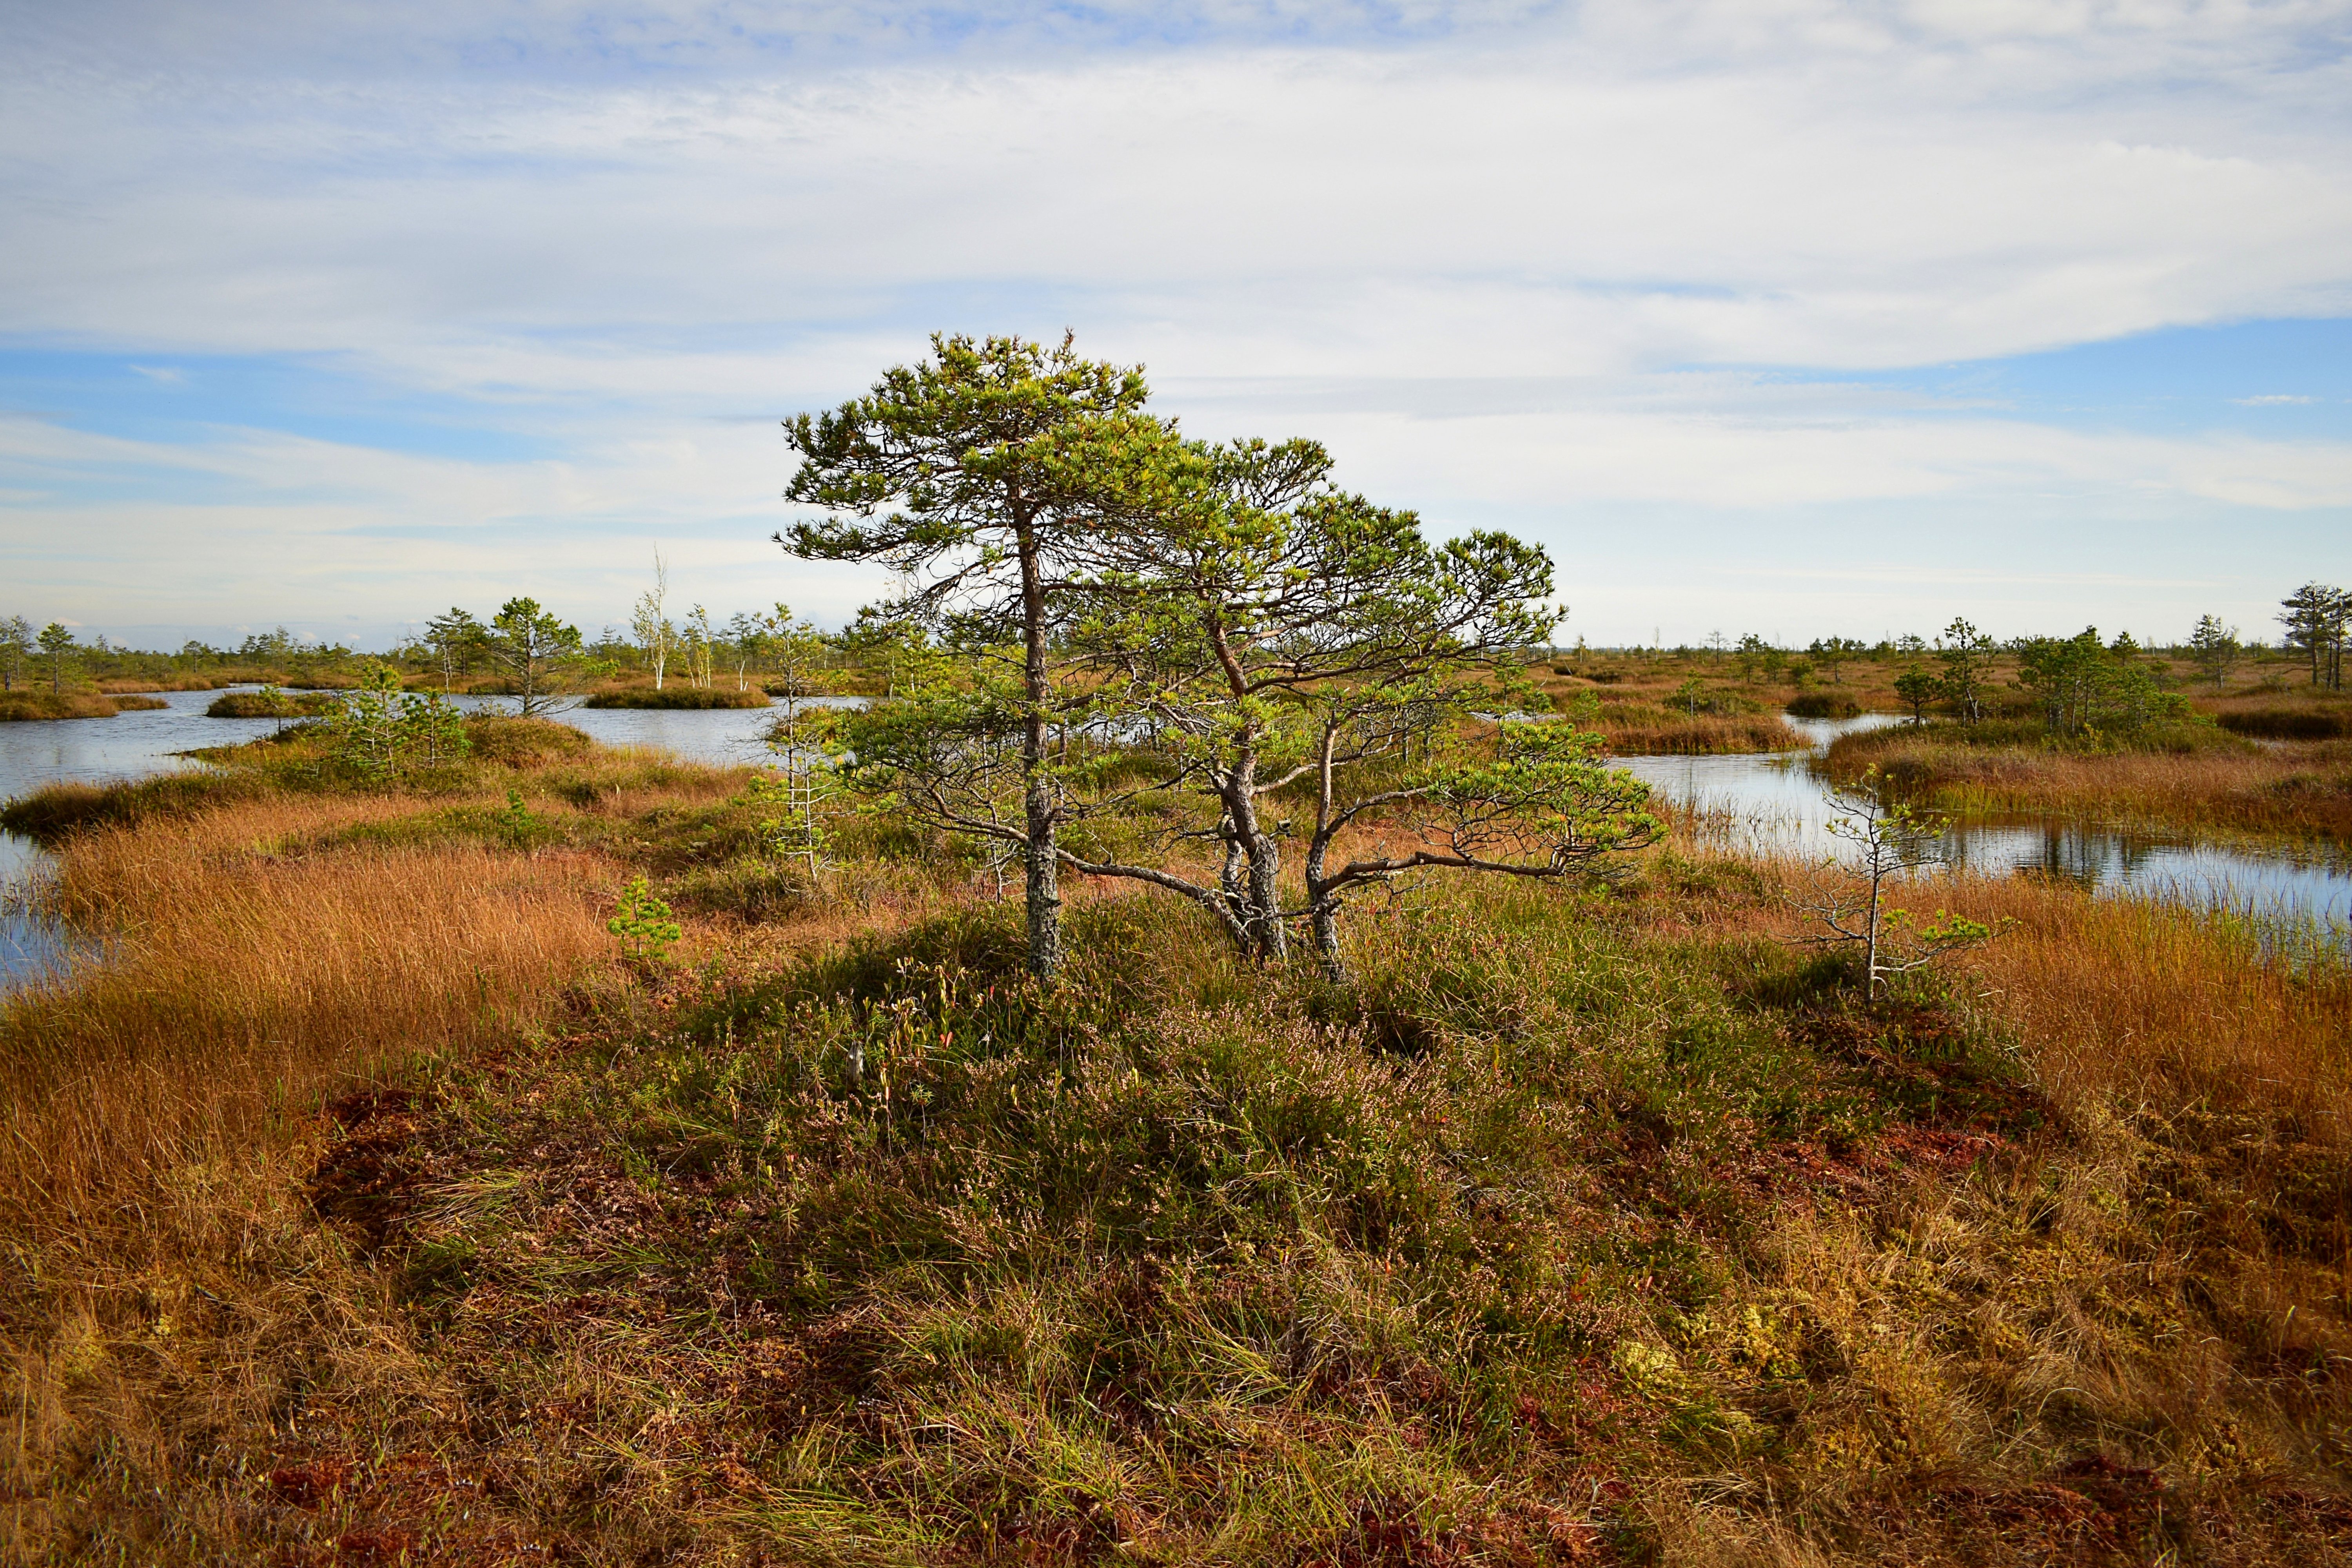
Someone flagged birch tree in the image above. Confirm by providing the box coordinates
[632,552,672,690]
[0,616,30,693]
[1935,616,1996,721]
[1790,772,1991,1002]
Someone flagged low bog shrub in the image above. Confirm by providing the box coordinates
[2217,707,2350,740]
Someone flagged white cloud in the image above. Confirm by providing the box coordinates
[3,0,2350,642]
[2233,392,2319,405]
[5,15,2352,385]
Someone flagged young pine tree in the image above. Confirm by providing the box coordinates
[779,332,1151,982]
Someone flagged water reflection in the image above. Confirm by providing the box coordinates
[1614,715,2352,932]
[478,693,864,766]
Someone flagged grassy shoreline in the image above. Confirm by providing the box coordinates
[3,731,2347,1563]
[1825,720,2352,842]
[583,686,774,709]
[0,691,171,722]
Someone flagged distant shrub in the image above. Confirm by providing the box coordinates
[2217,707,2350,740]
[1786,692,1862,719]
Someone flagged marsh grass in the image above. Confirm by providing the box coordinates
[201,689,342,718]
[584,688,773,710]
[1591,705,1807,756]
[0,692,150,723]
[94,677,228,694]
[1826,725,2352,840]
[2,736,2348,1563]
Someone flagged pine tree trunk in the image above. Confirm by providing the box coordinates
[1312,902,1345,983]
[1016,517,1061,983]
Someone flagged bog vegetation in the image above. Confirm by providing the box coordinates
[1,337,2348,1564]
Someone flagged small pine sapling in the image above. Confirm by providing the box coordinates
[607,876,681,968]
[1892,667,1939,724]
[397,688,470,769]
[257,682,293,735]
[1789,768,1993,1000]
[495,788,537,849]
[333,664,408,779]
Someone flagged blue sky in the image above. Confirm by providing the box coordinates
[4,0,2350,649]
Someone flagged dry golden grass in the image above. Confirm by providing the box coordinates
[0,796,619,1237]
[1596,709,1808,755]
[1684,846,2352,1136]
[1833,730,2352,840]
[0,753,1000,1562]
[0,784,638,1560]
[1948,875,2352,1131]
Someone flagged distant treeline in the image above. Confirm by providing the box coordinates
[0,601,872,703]
[1553,581,2350,685]
[6,581,2344,704]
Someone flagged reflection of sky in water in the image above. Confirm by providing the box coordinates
[1616,715,2352,932]
[497,694,862,766]
[0,689,849,991]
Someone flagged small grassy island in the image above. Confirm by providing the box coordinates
[584,686,773,709]
[0,691,170,722]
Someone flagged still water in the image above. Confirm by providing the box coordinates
[1615,715,2352,932]
[5,702,2347,991]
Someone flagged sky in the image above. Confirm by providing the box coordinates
[3,0,2350,651]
